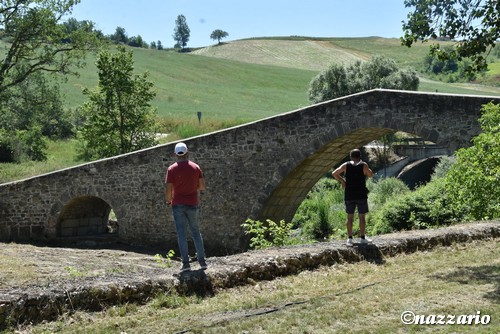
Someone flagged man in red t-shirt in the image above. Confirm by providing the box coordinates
[165,142,207,272]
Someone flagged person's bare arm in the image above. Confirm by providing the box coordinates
[332,163,347,188]
[165,183,173,205]
[198,176,206,192]
[363,163,374,178]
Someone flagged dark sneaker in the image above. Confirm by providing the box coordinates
[180,263,191,272]
[199,260,208,270]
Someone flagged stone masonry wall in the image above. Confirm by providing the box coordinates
[0,89,498,254]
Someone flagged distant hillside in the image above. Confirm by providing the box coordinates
[193,37,439,71]
[193,39,367,71]
[2,37,500,123]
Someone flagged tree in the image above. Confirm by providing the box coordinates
[79,47,158,159]
[111,26,128,44]
[308,55,419,103]
[422,46,478,82]
[401,0,500,73]
[128,35,146,48]
[1,72,72,140]
[172,14,190,49]
[445,102,500,220]
[0,0,101,95]
[157,40,163,50]
[210,29,229,44]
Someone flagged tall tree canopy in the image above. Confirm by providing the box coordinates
[401,0,500,73]
[0,0,101,95]
[308,55,419,103]
[79,47,158,159]
[172,14,190,49]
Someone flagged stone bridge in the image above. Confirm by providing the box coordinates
[0,89,498,254]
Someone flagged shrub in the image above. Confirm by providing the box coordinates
[293,178,345,240]
[369,178,456,235]
[0,129,14,162]
[431,156,456,180]
[241,218,296,249]
[17,126,48,162]
[368,177,410,211]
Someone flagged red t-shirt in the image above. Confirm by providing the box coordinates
[165,160,203,206]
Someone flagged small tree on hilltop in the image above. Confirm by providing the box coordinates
[78,47,158,160]
[173,14,190,49]
[210,29,229,45]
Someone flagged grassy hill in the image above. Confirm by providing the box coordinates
[61,36,500,122]
[62,47,317,122]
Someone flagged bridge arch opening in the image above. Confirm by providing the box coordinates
[56,196,118,238]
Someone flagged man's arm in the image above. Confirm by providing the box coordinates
[332,163,347,188]
[165,183,173,205]
[198,176,206,192]
[363,163,374,178]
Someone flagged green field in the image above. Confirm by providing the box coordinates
[61,36,500,122]
[62,47,317,122]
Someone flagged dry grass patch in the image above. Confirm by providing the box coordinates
[16,240,498,334]
[193,39,364,71]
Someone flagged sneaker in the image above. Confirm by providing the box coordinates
[346,238,353,247]
[359,237,373,245]
[199,260,208,270]
[180,263,191,272]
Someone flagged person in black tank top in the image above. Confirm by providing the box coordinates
[332,149,374,246]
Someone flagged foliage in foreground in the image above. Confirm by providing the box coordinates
[242,218,299,249]
[292,177,345,240]
[402,0,500,73]
[444,102,500,220]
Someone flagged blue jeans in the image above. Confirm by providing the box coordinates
[172,205,206,264]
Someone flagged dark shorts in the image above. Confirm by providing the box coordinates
[345,199,369,214]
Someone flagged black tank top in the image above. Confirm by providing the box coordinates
[345,161,368,200]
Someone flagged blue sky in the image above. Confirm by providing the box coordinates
[70,0,411,48]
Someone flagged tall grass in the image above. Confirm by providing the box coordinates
[293,178,347,240]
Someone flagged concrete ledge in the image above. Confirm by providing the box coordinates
[0,221,498,329]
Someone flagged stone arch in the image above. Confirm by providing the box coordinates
[259,127,397,224]
[56,196,117,238]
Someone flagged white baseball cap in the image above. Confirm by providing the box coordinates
[174,142,188,156]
